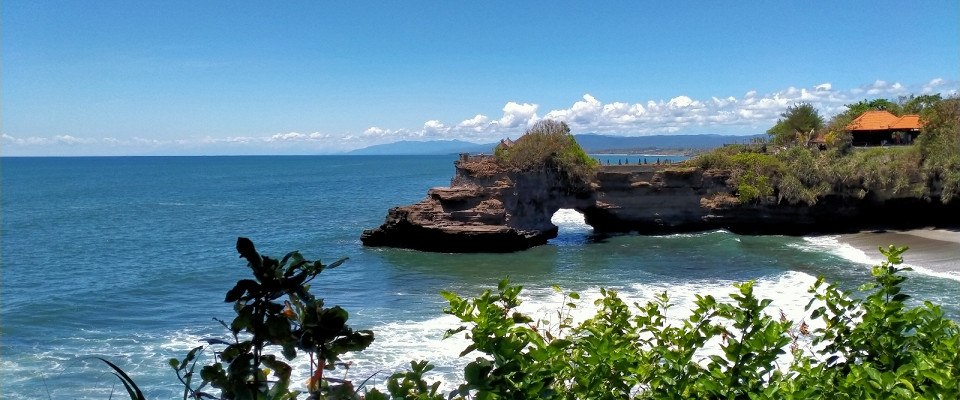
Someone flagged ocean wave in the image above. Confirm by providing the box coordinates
[2,272,824,399]
[800,235,960,282]
[650,229,733,239]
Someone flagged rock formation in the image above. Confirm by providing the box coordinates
[361,156,960,253]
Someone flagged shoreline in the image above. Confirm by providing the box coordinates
[836,228,960,277]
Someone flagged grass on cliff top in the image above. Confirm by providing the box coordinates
[492,119,598,185]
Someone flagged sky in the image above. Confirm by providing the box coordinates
[2,1,958,156]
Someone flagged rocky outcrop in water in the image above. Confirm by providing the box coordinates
[360,156,960,253]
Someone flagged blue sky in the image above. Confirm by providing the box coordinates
[2,1,958,156]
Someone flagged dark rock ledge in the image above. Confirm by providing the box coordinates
[361,157,960,253]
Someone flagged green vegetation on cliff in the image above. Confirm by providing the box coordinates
[688,95,959,205]
[494,120,598,187]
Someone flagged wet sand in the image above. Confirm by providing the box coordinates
[839,228,960,275]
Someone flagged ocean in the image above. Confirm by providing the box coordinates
[1,155,957,399]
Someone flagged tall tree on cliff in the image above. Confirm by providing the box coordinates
[767,103,825,146]
[845,98,903,116]
[900,93,943,115]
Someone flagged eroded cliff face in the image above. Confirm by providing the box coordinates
[360,157,596,252]
[361,158,960,252]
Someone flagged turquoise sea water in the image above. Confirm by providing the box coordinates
[2,155,957,398]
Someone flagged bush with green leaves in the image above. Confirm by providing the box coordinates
[494,119,598,188]
[688,95,958,206]
[917,97,960,202]
[404,245,959,399]
[170,238,375,400]
[727,152,782,204]
[102,242,957,399]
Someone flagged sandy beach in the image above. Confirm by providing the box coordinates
[838,228,960,276]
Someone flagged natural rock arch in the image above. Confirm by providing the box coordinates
[361,158,960,253]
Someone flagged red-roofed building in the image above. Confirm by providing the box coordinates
[846,110,923,146]
[495,138,516,152]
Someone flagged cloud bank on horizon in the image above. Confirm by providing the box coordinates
[3,78,955,156]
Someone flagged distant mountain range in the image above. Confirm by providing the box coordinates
[345,140,493,155]
[573,133,764,152]
[345,133,764,155]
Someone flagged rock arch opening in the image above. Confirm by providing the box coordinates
[549,208,592,245]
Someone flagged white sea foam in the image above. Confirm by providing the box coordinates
[551,208,591,231]
[651,229,732,239]
[4,272,827,399]
[344,270,824,393]
[800,235,960,282]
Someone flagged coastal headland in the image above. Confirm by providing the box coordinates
[361,155,960,253]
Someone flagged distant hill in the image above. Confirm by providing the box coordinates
[573,133,764,153]
[346,140,494,155]
[345,134,764,155]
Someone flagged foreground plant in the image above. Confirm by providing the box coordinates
[789,245,960,398]
[171,237,374,399]
[101,243,957,399]
[413,246,959,399]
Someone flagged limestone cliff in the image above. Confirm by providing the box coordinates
[361,156,960,253]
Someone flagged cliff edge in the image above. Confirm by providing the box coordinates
[361,155,960,253]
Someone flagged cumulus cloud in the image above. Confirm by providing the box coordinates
[422,120,449,137]
[921,77,956,96]
[4,77,957,156]
[497,102,539,129]
[456,114,491,131]
[438,77,954,138]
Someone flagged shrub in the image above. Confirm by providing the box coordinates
[917,97,960,202]
[729,153,781,204]
[685,95,958,206]
[495,120,598,188]
[102,243,958,399]
[428,246,959,399]
[171,238,374,399]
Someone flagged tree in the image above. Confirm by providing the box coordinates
[899,94,942,115]
[767,103,825,146]
[845,98,903,117]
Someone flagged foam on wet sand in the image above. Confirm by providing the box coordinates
[838,228,960,277]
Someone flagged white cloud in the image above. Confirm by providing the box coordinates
[921,78,949,94]
[497,101,539,129]
[422,120,449,137]
[456,114,490,131]
[363,127,389,136]
[4,78,957,156]
[667,95,696,109]
[270,132,306,141]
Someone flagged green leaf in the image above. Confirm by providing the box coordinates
[97,358,146,400]
[326,257,348,270]
[459,343,478,357]
[235,237,261,268]
[224,279,259,303]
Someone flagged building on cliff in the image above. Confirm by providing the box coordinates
[846,110,923,146]
[495,138,516,152]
